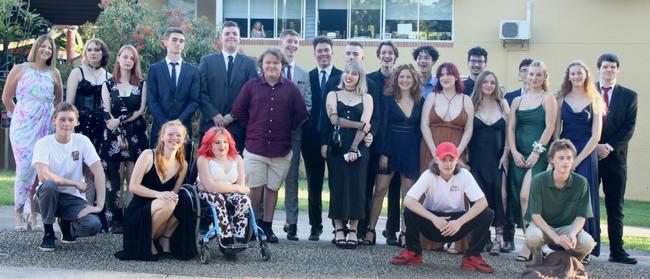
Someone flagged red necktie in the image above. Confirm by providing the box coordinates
[287,65,292,82]
[602,87,611,124]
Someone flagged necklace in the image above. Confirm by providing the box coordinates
[438,92,459,121]
[85,64,104,85]
[441,92,457,104]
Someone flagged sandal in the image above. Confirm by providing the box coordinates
[334,229,347,249]
[15,212,27,232]
[346,229,358,249]
[362,229,376,245]
[581,254,591,265]
[158,235,172,255]
[398,232,406,248]
[515,246,532,262]
[28,213,42,232]
[489,241,502,256]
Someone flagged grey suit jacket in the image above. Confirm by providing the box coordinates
[285,65,312,114]
[198,52,258,132]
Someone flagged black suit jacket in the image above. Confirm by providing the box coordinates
[147,59,200,144]
[305,67,342,134]
[504,88,522,106]
[198,52,258,133]
[597,82,638,163]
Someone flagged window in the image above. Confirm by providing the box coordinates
[318,0,347,39]
[419,0,452,41]
[277,0,303,35]
[351,0,381,39]
[224,0,249,37]
[385,0,418,39]
[250,0,274,38]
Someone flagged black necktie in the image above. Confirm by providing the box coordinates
[317,70,327,131]
[170,62,178,89]
[227,55,234,82]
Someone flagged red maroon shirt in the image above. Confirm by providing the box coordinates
[232,76,308,157]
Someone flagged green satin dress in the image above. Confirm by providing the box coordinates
[508,105,549,227]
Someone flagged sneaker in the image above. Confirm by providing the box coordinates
[308,226,322,241]
[461,256,495,273]
[284,224,298,241]
[389,249,423,266]
[61,234,77,244]
[39,233,57,252]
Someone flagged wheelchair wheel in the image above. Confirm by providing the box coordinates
[260,242,271,261]
[200,242,210,264]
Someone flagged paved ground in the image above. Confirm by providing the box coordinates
[1,205,649,278]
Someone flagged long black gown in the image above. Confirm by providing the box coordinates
[114,150,195,261]
[469,116,506,226]
[327,99,369,221]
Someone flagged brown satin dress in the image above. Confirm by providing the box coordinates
[418,93,470,252]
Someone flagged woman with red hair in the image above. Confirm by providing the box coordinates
[196,127,251,261]
[419,62,475,253]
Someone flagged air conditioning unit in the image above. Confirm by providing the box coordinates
[499,20,530,40]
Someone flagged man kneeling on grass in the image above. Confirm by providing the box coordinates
[33,102,105,251]
[525,139,596,266]
[389,142,495,273]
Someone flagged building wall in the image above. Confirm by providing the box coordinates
[144,0,650,200]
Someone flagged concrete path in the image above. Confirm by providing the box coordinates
[1,206,649,278]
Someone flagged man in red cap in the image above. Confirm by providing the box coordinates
[389,142,495,273]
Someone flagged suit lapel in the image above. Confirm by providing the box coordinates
[176,62,189,90]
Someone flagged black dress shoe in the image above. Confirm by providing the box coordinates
[308,226,322,241]
[383,230,399,246]
[262,222,279,243]
[500,240,515,253]
[285,224,299,241]
[609,250,638,264]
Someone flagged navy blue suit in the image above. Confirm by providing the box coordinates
[147,59,200,147]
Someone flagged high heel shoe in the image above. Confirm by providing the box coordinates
[334,229,347,249]
[362,228,376,245]
[346,229,358,249]
[515,246,532,262]
[28,212,42,232]
[398,232,406,248]
[489,241,502,256]
[15,212,27,232]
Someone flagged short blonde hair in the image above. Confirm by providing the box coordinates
[338,61,367,96]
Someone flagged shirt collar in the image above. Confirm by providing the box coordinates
[599,81,616,91]
[318,64,333,76]
[223,51,238,59]
[545,171,574,189]
[165,57,182,65]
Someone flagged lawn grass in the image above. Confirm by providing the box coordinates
[601,234,650,253]
[0,171,648,228]
[0,170,14,206]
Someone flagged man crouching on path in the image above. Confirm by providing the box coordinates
[525,139,596,266]
[33,102,105,251]
[389,142,495,273]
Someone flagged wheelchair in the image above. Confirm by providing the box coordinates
[182,152,270,263]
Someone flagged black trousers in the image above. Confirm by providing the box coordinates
[404,207,493,256]
[599,156,628,253]
[301,128,326,229]
[385,175,401,233]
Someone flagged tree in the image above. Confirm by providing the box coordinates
[0,0,49,71]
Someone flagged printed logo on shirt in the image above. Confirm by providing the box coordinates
[71,151,80,161]
[450,184,461,192]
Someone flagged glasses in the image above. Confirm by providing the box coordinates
[469,59,486,65]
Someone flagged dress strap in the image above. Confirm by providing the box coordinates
[79,67,86,79]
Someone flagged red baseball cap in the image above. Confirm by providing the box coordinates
[435,142,458,160]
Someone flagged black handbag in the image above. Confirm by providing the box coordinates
[329,92,342,154]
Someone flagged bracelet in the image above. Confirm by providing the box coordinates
[349,147,358,153]
[359,122,367,131]
[532,141,546,154]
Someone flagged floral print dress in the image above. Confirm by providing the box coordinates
[9,64,55,211]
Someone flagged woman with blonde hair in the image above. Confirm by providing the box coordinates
[115,120,188,261]
[100,44,149,233]
[507,60,557,261]
[554,60,604,262]
[469,70,510,255]
[323,61,374,249]
[2,34,63,231]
